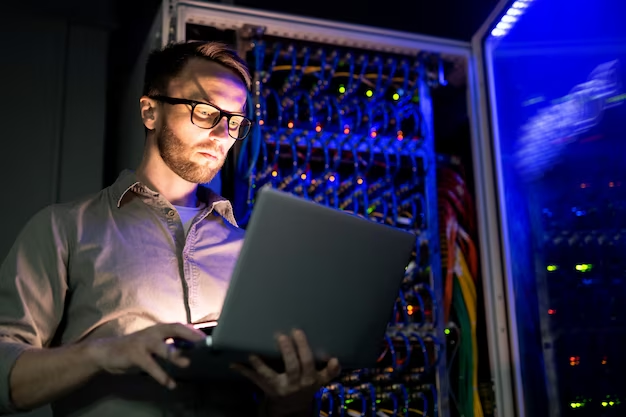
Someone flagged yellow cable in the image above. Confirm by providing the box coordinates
[456,245,484,417]
[380,408,425,416]
[271,65,322,73]
[455,262,476,415]
[268,66,412,84]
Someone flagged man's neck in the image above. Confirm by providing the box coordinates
[135,154,199,208]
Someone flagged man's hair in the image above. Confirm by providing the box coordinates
[143,41,251,97]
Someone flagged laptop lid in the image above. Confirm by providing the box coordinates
[210,186,415,371]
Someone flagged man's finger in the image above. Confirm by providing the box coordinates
[136,352,176,390]
[291,329,316,384]
[158,323,206,342]
[165,345,191,368]
[230,363,271,392]
[317,358,341,385]
[150,340,173,362]
[249,355,279,381]
[277,334,300,385]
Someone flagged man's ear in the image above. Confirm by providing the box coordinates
[140,96,158,130]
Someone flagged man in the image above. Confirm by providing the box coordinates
[0,41,340,417]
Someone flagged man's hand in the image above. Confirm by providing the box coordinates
[88,323,206,390]
[231,329,341,417]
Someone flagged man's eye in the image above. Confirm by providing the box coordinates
[194,105,218,118]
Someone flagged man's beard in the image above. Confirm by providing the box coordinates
[156,124,225,184]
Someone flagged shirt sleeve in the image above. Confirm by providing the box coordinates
[0,206,69,413]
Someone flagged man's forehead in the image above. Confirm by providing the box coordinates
[168,59,247,107]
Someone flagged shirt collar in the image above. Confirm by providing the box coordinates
[111,170,237,227]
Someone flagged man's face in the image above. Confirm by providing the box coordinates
[154,58,248,184]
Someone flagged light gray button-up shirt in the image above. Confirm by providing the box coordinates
[0,170,259,416]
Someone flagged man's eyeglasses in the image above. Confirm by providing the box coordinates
[149,95,253,140]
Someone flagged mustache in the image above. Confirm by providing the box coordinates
[194,141,223,156]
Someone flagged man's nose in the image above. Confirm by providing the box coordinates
[209,116,230,140]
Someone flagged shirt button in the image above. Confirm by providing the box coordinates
[167,209,176,218]
[183,253,189,260]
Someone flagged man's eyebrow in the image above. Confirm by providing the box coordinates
[185,91,212,102]
[187,93,246,114]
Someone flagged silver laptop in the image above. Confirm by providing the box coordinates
[172,185,415,380]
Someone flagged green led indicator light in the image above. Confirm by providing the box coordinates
[547,264,558,272]
[392,93,400,101]
[444,328,451,335]
[338,85,346,94]
[575,263,593,272]
[366,90,373,98]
